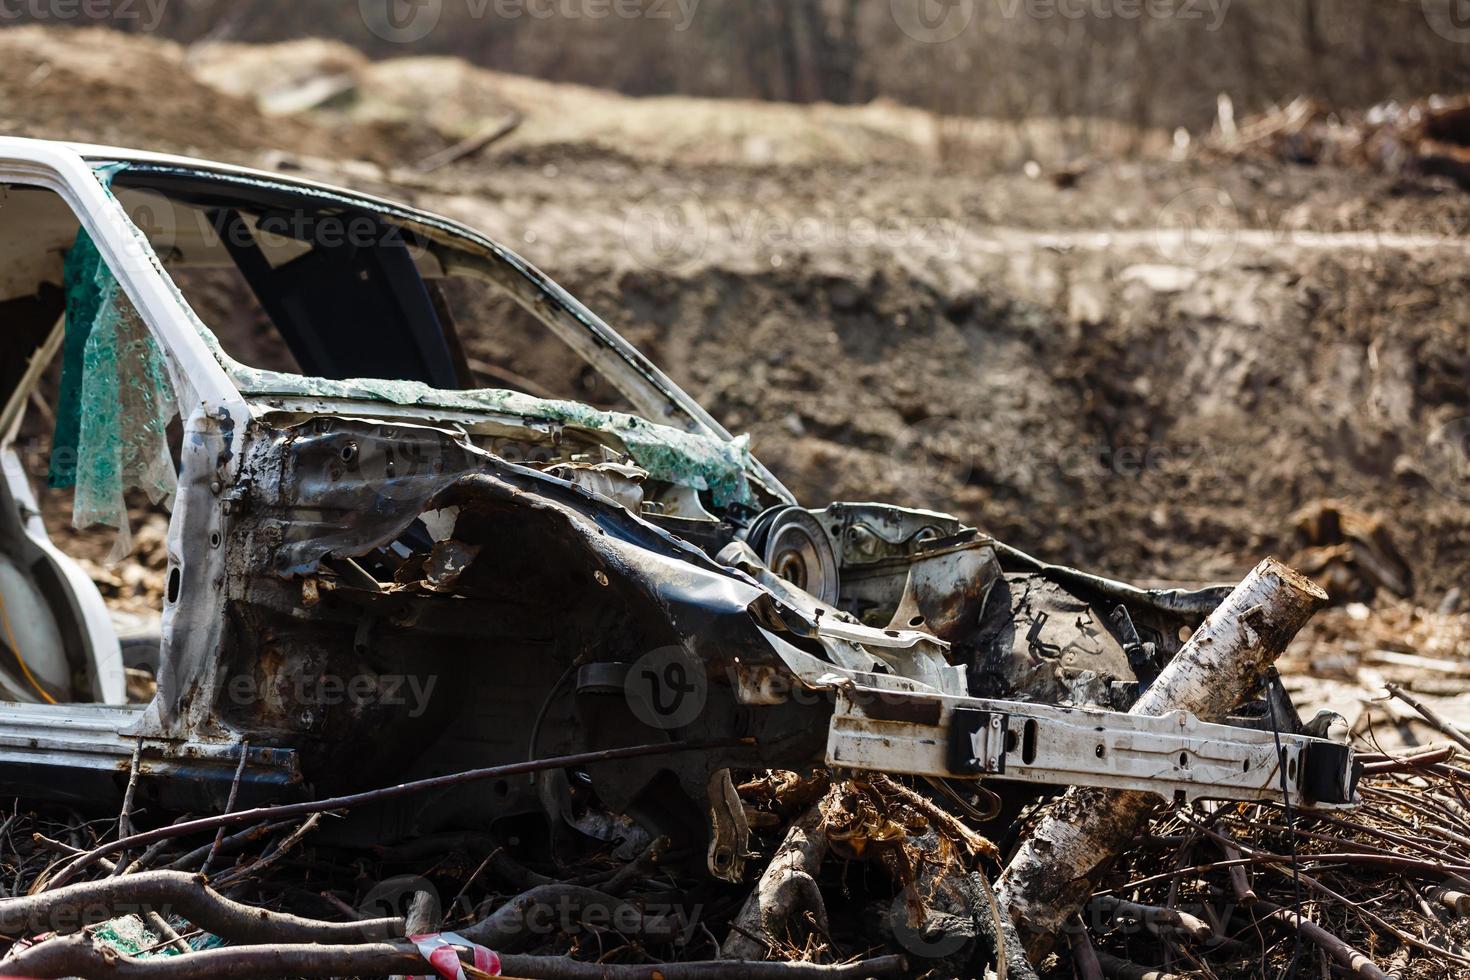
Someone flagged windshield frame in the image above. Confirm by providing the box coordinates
[87,151,793,504]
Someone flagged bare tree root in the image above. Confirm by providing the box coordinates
[211,814,323,889]
[0,930,908,980]
[1065,914,1103,980]
[868,775,998,862]
[972,872,1037,980]
[163,820,297,872]
[723,806,830,959]
[501,953,911,980]
[0,871,402,943]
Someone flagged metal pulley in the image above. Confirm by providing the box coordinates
[747,505,840,605]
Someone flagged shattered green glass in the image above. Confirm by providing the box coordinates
[219,354,756,508]
[47,230,103,491]
[52,228,178,560]
[295,375,746,508]
[91,914,183,958]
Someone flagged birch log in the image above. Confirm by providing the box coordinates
[997,558,1327,961]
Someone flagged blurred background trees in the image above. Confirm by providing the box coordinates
[74,0,1469,132]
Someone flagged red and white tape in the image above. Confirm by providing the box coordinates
[410,931,501,980]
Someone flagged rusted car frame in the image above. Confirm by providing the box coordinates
[0,138,1356,865]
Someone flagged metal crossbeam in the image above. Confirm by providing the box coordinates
[826,689,1357,808]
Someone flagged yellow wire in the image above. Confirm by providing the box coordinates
[0,589,58,705]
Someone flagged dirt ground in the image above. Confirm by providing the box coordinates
[3,26,1469,741]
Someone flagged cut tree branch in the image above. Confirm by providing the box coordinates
[1385,684,1470,754]
[0,871,401,944]
[0,931,907,980]
[1253,898,1391,980]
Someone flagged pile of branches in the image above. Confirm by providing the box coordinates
[1066,744,1470,980]
[1,724,1468,978]
[1209,94,1470,191]
[0,744,985,980]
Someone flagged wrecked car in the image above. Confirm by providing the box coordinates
[0,137,1356,874]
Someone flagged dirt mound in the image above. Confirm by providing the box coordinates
[403,144,1468,598]
[545,256,1465,595]
[186,37,368,103]
[186,39,944,165]
[185,39,1168,170]
[1,26,1173,173]
[0,27,416,165]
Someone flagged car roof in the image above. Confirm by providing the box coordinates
[61,140,431,221]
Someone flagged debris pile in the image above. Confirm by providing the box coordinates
[1076,750,1470,980]
[1213,94,1470,190]
[1,740,1469,978]
[1289,500,1413,605]
[0,540,1459,978]
[73,511,170,616]
[1284,598,1470,753]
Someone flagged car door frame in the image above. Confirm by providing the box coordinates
[0,138,251,710]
